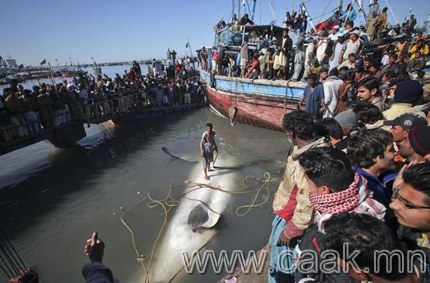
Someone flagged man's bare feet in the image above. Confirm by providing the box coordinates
[205,176,210,180]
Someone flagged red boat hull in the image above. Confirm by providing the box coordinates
[206,86,299,132]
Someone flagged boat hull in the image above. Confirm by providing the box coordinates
[200,70,305,131]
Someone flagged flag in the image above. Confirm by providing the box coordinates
[185,42,190,48]
[40,59,47,65]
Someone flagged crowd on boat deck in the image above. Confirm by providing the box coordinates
[0,59,206,145]
[198,1,429,83]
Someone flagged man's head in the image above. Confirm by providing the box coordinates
[348,129,395,173]
[383,113,428,142]
[206,122,213,131]
[282,110,314,145]
[307,72,318,87]
[348,53,357,63]
[334,109,358,136]
[299,147,354,194]
[356,77,380,102]
[388,53,398,65]
[314,118,343,144]
[324,213,417,282]
[319,67,329,80]
[402,126,430,160]
[393,80,423,105]
[353,102,383,127]
[390,162,430,230]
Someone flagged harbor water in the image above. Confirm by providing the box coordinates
[0,77,290,282]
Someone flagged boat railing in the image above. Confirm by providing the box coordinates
[79,90,141,124]
[0,100,80,154]
[0,90,142,153]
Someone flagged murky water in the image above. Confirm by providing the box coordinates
[0,108,290,283]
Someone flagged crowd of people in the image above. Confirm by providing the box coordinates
[0,60,206,146]
[268,106,430,282]
[197,1,429,85]
[195,3,430,282]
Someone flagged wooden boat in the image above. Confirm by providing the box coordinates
[200,70,305,131]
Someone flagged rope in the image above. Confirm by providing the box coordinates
[119,172,282,282]
[313,0,333,28]
[213,150,219,168]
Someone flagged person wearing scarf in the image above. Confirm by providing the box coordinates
[269,111,330,283]
[294,147,386,282]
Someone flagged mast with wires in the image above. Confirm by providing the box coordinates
[267,0,278,25]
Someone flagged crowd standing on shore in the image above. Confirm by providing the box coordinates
[0,59,206,146]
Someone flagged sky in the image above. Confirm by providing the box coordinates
[1,0,429,66]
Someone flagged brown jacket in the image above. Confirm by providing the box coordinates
[272,137,330,230]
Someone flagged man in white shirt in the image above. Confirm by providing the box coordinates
[323,68,343,118]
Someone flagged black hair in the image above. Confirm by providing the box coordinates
[299,147,354,192]
[403,162,430,206]
[314,118,343,140]
[206,122,213,129]
[282,110,314,141]
[308,72,318,80]
[324,213,412,281]
[343,70,355,81]
[347,129,393,169]
[384,70,397,80]
[328,68,339,77]
[353,102,383,125]
[345,20,354,27]
[356,76,380,93]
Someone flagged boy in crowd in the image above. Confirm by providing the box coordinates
[295,147,386,282]
[324,213,422,283]
[347,129,397,207]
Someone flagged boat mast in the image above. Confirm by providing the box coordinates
[232,0,235,21]
[268,0,278,25]
[300,1,317,33]
[338,0,343,12]
[250,0,257,21]
[353,0,367,23]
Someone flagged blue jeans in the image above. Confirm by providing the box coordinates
[268,215,296,283]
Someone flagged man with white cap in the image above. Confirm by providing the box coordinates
[338,29,364,65]
[315,30,330,64]
[329,25,340,40]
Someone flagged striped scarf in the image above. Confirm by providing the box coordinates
[309,173,386,232]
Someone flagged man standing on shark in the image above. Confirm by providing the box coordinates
[200,122,218,180]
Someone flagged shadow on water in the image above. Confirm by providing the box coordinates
[0,109,203,239]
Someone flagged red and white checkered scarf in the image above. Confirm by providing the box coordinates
[309,173,386,232]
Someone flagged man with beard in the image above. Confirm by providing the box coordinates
[397,126,430,163]
[274,30,293,80]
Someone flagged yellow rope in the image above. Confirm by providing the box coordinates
[119,172,281,282]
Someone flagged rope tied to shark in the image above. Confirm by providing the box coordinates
[119,172,281,282]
